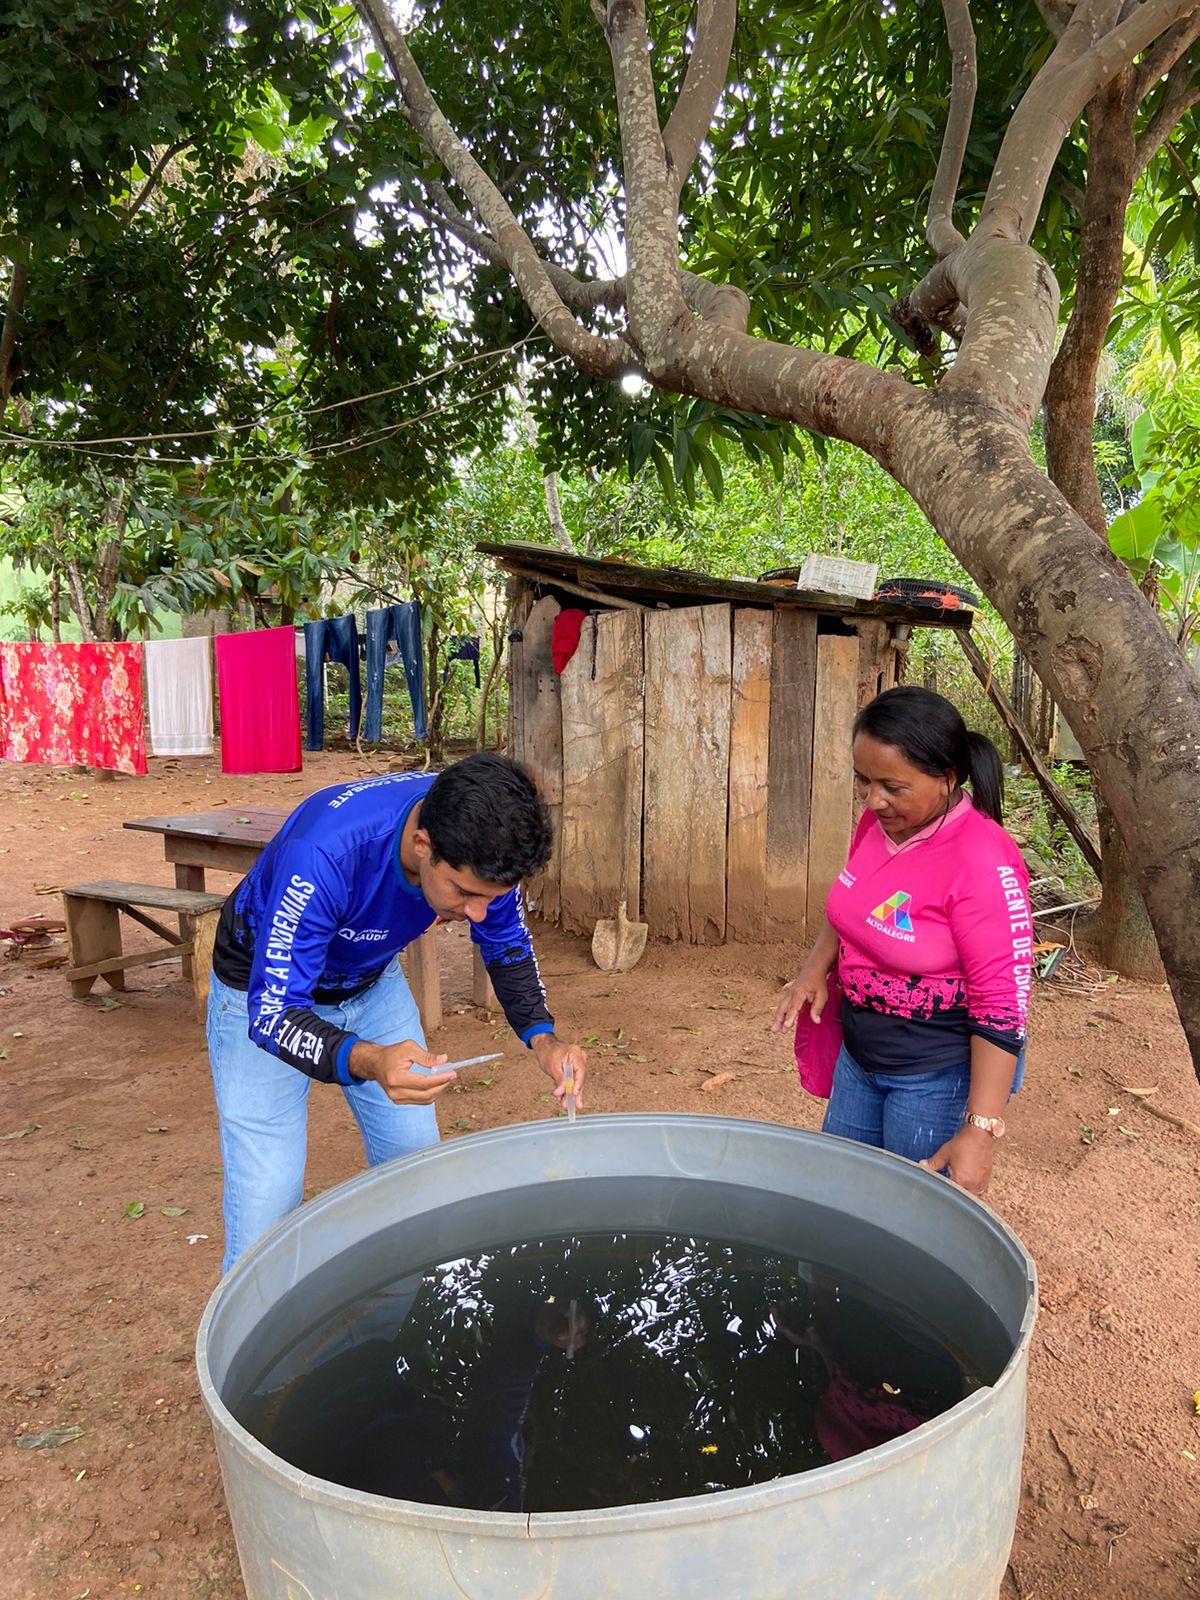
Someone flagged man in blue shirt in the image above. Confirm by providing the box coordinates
[207,753,587,1272]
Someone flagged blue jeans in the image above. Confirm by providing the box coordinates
[207,960,438,1273]
[364,603,426,741]
[304,614,362,751]
[822,1045,1025,1164]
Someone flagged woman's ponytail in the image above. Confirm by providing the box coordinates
[964,730,1005,823]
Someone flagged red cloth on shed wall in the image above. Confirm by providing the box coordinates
[551,608,588,674]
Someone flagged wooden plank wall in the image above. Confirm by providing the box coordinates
[559,611,645,935]
[508,583,892,948]
[516,594,563,922]
[807,632,860,929]
[765,609,817,942]
[726,609,772,942]
[644,605,731,943]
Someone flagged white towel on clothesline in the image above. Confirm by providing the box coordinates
[145,635,214,757]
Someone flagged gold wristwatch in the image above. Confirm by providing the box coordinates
[964,1112,1006,1138]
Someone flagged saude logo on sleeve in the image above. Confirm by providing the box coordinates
[337,927,389,943]
[867,890,916,943]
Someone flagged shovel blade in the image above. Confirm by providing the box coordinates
[591,902,649,972]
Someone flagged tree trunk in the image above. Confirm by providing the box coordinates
[542,469,573,551]
[425,623,444,762]
[0,258,28,412]
[883,391,1200,1068]
[475,604,511,750]
[1042,69,1164,976]
[65,559,97,642]
[50,572,61,643]
[1076,796,1166,979]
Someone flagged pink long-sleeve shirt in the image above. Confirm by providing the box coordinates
[826,794,1032,1074]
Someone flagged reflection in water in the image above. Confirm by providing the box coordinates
[238,1232,977,1512]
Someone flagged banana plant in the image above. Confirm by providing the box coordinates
[1108,402,1200,650]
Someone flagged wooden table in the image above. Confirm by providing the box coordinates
[122,807,494,1032]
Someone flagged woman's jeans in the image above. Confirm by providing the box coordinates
[822,1044,1025,1164]
[207,959,437,1273]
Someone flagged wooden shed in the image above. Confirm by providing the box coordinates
[483,542,972,948]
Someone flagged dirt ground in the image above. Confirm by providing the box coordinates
[1,751,1198,1600]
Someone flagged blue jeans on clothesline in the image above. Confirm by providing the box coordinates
[364,603,426,741]
[304,614,362,751]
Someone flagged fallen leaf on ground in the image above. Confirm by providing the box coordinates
[17,1426,84,1450]
[99,997,121,1011]
[160,1206,187,1217]
[701,1072,736,1093]
[146,1125,169,1134]
[0,1122,39,1140]
[123,1201,145,1220]
[1120,1084,1159,1097]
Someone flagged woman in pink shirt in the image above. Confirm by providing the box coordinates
[773,687,1031,1196]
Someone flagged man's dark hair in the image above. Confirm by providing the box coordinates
[421,753,552,885]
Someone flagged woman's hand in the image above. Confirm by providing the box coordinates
[772,965,829,1033]
[920,1125,996,1195]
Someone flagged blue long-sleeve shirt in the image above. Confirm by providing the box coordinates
[212,772,554,1083]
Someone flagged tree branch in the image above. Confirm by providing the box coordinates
[661,0,737,203]
[1136,11,1200,98]
[928,0,978,257]
[124,138,192,224]
[1035,0,1072,38]
[353,0,626,379]
[416,187,747,329]
[602,0,692,364]
[983,0,1199,240]
[0,258,28,409]
[1135,62,1200,176]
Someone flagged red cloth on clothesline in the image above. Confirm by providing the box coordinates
[0,642,147,775]
[214,626,302,775]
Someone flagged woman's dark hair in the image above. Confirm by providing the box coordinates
[853,685,1005,823]
[420,752,552,885]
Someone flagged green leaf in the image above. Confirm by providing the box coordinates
[160,1205,188,1217]
[17,1426,84,1451]
[1108,497,1164,564]
[1130,409,1157,475]
[123,1201,146,1220]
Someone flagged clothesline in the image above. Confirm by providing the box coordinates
[0,608,484,777]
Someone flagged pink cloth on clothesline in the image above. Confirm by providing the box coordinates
[214,627,302,775]
[0,641,147,775]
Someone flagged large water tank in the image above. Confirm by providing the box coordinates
[198,1115,1036,1600]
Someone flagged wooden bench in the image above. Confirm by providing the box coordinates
[62,881,227,1016]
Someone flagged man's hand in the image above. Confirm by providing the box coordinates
[349,1039,455,1105]
[531,1033,588,1111]
[920,1125,996,1195]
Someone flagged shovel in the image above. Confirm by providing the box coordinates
[591,898,648,972]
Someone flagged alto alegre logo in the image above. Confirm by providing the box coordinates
[867,891,915,942]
